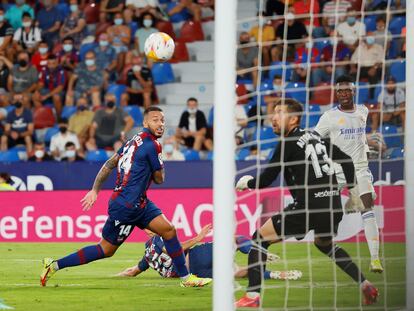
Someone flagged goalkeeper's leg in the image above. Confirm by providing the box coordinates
[314,237,379,305]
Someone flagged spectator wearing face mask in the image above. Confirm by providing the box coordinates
[292,37,322,87]
[32,41,51,72]
[8,51,38,107]
[35,55,66,117]
[248,12,275,66]
[100,0,125,23]
[5,0,34,30]
[61,141,85,162]
[0,8,14,57]
[50,118,80,161]
[373,16,391,50]
[59,0,87,48]
[68,97,95,147]
[12,12,42,56]
[337,9,366,48]
[176,97,212,151]
[0,172,15,191]
[107,12,131,72]
[86,93,134,150]
[28,141,54,162]
[135,13,158,56]
[127,0,164,20]
[0,93,33,153]
[66,51,104,107]
[56,36,79,73]
[162,137,185,161]
[125,57,154,108]
[93,33,117,78]
[237,32,258,87]
[37,0,63,48]
[264,75,284,124]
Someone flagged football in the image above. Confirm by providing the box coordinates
[144,32,175,62]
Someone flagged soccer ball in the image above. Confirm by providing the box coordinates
[144,32,175,62]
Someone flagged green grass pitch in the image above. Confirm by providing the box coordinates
[0,242,405,311]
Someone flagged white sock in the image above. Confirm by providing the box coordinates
[53,261,59,271]
[246,292,260,299]
[362,211,380,260]
[180,274,190,281]
[269,271,279,280]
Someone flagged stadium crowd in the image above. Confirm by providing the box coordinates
[0,0,405,162]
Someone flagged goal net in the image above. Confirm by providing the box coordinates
[213,0,409,310]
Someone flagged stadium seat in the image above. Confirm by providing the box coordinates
[355,82,370,105]
[123,106,143,127]
[389,16,406,35]
[107,84,127,106]
[33,107,56,130]
[207,151,214,160]
[84,2,100,24]
[44,126,60,144]
[151,63,175,85]
[86,149,109,162]
[180,21,205,42]
[236,148,250,160]
[183,149,201,161]
[170,39,190,63]
[254,126,278,150]
[5,105,15,114]
[269,61,293,82]
[388,147,404,159]
[79,42,97,61]
[61,106,77,120]
[380,125,402,148]
[389,60,405,83]
[311,82,335,105]
[286,82,307,104]
[363,14,377,32]
[156,20,176,40]
[0,150,20,162]
[236,83,248,104]
[208,107,214,128]
[314,39,330,52]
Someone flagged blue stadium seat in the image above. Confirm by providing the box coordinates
[355,82,370,105]
[301,104,321,128]
[387,147,404,159]
[86,149,109,162]
[314,39,330,52]
[123,106,143,127]
[254,126,278,150]
[363,15,377,32]
[0,150,20,162]
[107,84,127,106]
[286,82,307,104]
[260,80,273,92]
[61,106,77,120]
[269,61,293,82]
[183,149,200,160]
[207,151,214,160]
[79,42,97,61]
[151,63,175,85]
[208,107,214,128]
[380,125,402,148]
[236,148,250,160]
[390,60,405,83]
[389,16,406,35]
[5,105,15,114]
[44,127,60,144]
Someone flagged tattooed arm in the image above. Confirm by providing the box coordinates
[81,153,120,211]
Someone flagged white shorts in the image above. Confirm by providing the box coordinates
[335,164,375,197]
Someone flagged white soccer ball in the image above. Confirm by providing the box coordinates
[144,32,175,62]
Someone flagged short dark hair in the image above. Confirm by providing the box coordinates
[65,141,76,149]
[63,36,74,43]
[47,54,57,61]
[376,15,386,23]
[59,118,68,124]
[144,106,163,116]
[187,97,198,103]
[0,172,13,185]
[39,40,48,46]
[274,98,303,125]
[273,74,282,80]
[22,12,32,19]
[336,75,354,84]
[386,75,396,83]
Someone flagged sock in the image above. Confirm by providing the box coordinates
[246,292,260,299]
[362,211,380,260]
[163,235,189,278]
[247,232,270,293]
[315,243,366,284]
[56,244,105,270]
[263,270,271,280]
[236,235,252,254]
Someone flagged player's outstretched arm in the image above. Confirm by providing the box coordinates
[81,153,120,211]
[178,224,212,251]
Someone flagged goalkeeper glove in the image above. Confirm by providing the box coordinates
[236,175,254,191]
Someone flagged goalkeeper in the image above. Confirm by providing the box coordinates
[117,224,302,281]
[235,98,378,308]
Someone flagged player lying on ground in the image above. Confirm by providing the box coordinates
[117,224,302,281]
[40,107,212,288]
[314,75,383,273]
[235,99,378,308]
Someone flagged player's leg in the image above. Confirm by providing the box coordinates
[314,236,378,305]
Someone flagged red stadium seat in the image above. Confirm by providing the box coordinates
[33,107,56,130]
[84,2,100,25]
[236,83,248,104]
[156,21,176,40]
[170,39,190,63]
[179,21,205,43]
[311,82,336,105]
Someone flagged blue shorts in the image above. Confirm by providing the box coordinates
[188,242,213,278]
[102,199,162,246]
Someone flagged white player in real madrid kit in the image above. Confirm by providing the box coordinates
[314,75,383,273]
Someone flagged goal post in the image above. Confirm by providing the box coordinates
[212,0,237,310]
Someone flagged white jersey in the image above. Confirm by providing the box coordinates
[314,104,370,168]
